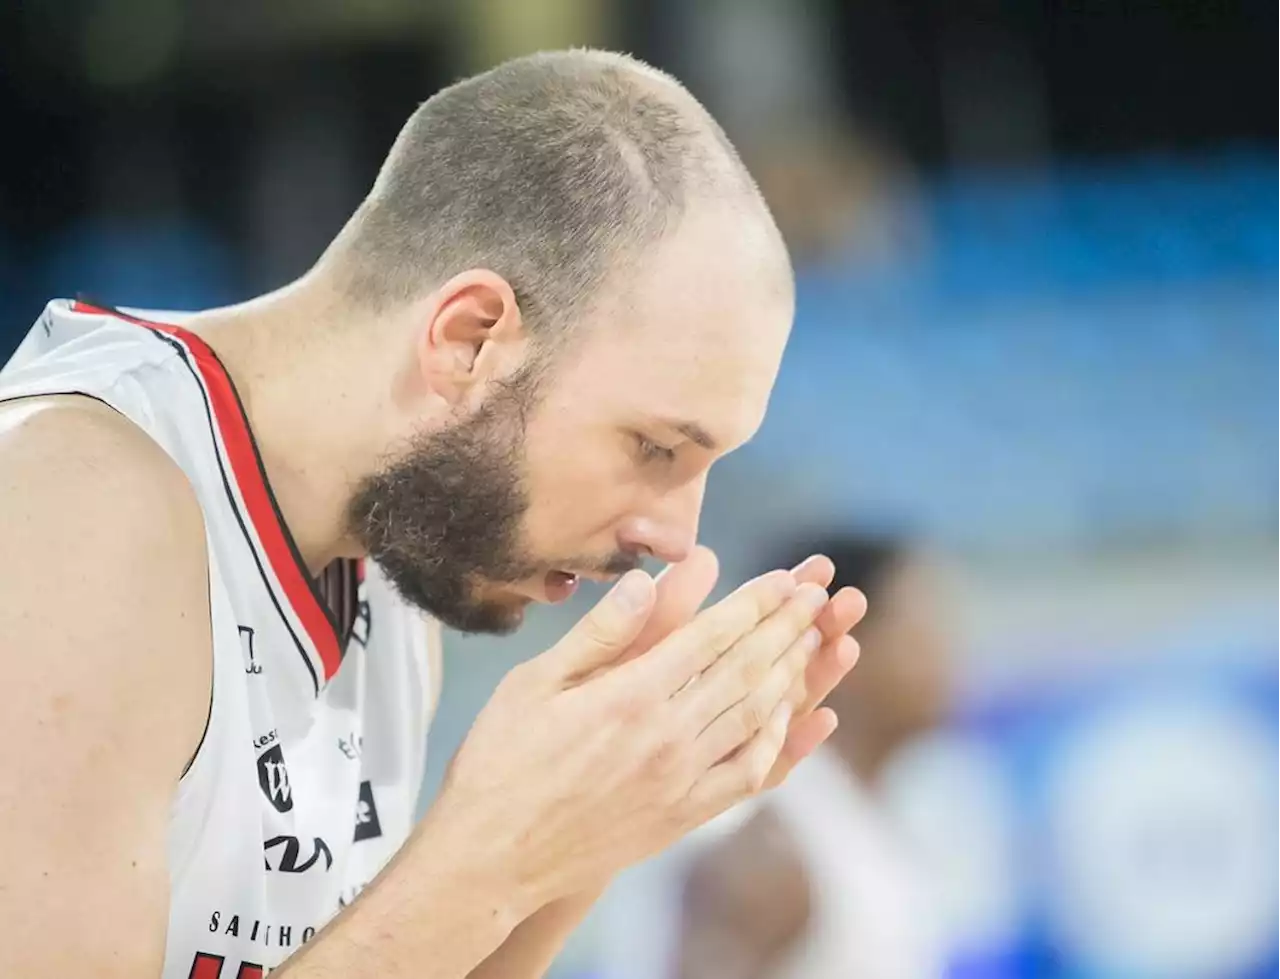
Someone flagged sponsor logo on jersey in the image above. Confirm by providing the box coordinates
[350,598,372,648]
[263,834,333,874]
[207,910,319,949]
[257,744,293,813]
[337,731,363,761]
[353,780,382,842]
[239,624,263,675]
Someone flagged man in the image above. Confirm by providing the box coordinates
[0,50,864,978]
[676,533,953,979]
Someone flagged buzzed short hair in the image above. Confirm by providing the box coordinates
[332,49,762,343]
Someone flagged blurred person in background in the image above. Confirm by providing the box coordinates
[0,50,869,979]
[676,532,953,979]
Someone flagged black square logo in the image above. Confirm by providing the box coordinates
[353,780,382,842]
[257,744,293,813]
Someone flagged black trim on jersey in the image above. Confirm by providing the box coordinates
[82,298,351,669]
[0,390,117,413]
[0,389,216,774]
[140,328,323,695]
[210,351,349,657]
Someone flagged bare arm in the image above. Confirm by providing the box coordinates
[1,397,847,979]
[466,885,608,979]
[677,809,812,979]
[0,400,536,978]
[0,398,213,977]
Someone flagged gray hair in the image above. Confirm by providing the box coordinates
[331,49,763,344]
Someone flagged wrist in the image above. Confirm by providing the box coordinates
[412,794,544,929]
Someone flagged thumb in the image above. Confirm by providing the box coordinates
[548,569,655,681]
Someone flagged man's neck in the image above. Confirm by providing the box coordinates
[183,279,388,574]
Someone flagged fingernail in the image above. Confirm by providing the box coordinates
[612,570,652,614]
[801,628,822,653]
[775,703,793,728]
[797,583,827,611]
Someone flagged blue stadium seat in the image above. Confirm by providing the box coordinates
[41,218,242,313]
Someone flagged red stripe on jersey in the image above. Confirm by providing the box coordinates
[71,300,343,681]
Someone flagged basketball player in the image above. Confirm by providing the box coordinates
[0,51,866,979]
[677,534,953,979]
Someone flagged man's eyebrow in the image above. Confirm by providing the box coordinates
[666,419,718,451]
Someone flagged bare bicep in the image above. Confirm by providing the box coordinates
[0,399,212,976]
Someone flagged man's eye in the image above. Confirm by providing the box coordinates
[635,435,678,463]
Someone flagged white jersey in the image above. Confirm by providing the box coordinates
[763,746,945,979]
[0,300,443,979]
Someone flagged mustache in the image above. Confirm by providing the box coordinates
[562,551,646,577]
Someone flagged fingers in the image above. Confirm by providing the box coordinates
[814,586,867,644]
[569,548,721,685]
[790,553,835,589]
[677,582,828,727]
[625,570,797,697]
[763,708,839,790]
[626,546,720,659]
[542,570,655,681]
[796,633,860,717]
[694,625,820,768]
[688,698,794,814]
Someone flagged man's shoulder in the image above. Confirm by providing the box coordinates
[0,392,204,538]
[0,393,214,793]
[0,393,211,637]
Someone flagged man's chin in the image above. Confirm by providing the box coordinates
[430,593,531,636]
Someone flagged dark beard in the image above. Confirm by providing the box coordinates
[344,378,544,634]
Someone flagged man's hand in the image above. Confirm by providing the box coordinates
[422,560,834,910]
[280,549,867,979]
[767,553,865,788]
[612,547,864,788]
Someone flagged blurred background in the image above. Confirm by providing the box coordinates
[2,2,1275,977]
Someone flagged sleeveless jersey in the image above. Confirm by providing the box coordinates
[0,300,444,979]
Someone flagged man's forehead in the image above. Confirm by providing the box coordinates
[559,313,784,447]
[549,201,794,439]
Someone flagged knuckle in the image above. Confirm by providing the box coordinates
[751,583,784,622]
[741,698,768,735]
[704,615,743,656]
[785,642,811,676]
[738,652,771,690]
[793,585,825,615]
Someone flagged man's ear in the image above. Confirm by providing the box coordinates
[416,269,526,407]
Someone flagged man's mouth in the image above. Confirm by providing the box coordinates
[543,570,580,603]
